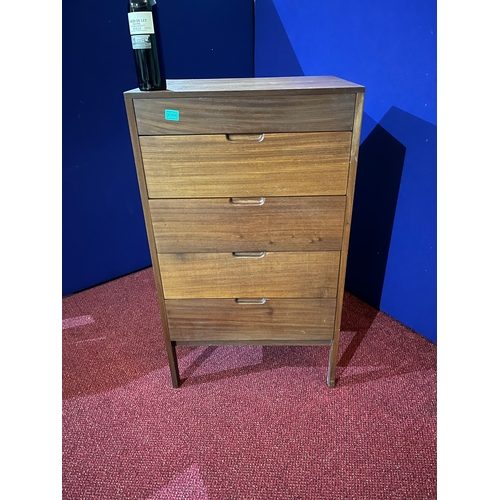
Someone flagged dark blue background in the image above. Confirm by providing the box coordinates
[62,0,254,296]
[63,0,436,343]
[255,0,436,342]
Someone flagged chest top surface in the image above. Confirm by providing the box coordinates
[124,75,365,99]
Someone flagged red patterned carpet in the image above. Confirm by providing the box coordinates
[62,267,436,499]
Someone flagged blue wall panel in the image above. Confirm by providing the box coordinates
[378,108,437,340]
[254,0,303,76]
[63,0,254,296]
[255,0,437,342]
[64,0,437,343]
[266,0,436,125]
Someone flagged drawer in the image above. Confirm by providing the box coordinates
[166,298,336,342]
[149,196,346,253]
[158,251,340,299]
[133,94,356,135]
[140,132,351,198]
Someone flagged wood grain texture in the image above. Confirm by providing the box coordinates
[328,91,366,388]
[166,298,336,341]
[124,76,365,388]
[149,196,346,253]
[123,98,180,387]
[140,132,351,198]
[166,76,364,94]
[124,76,365,99]
[133,94,355,135]
[173,340,331,346]
[159,251,340,299]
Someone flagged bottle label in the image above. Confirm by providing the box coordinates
[131,34,152,49]
[128,12,155,35]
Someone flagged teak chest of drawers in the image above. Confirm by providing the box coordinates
[124,76,365,388]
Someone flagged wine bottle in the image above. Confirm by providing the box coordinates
[128,0,164,91]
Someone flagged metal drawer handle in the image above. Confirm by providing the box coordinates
[232,252,266,258]
[235,298,267,305]
[229,197,266,206]
[226,134,265,142]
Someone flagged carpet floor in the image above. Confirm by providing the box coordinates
[62,267,436,499]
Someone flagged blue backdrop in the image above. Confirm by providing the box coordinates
[255,0,437,343]
[62,0,254,296]
[63,0,436,343]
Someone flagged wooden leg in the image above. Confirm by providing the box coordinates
[157,295,181,388]
[327,331,340,388]
[166,342,181,388]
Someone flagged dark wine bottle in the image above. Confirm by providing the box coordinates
[128,0,164,91]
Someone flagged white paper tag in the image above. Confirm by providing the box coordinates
[128,12,155,35]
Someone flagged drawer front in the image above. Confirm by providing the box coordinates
[150,196,346,253]
[140,132,351,198]
[133,94,356,135]
[159,251,339,299]
[166,299,336,342]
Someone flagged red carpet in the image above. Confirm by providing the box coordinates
[62,267,436,499]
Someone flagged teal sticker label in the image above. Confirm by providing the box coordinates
[165,109,180,121]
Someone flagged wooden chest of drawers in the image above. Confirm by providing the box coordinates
[124,76,365,388]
